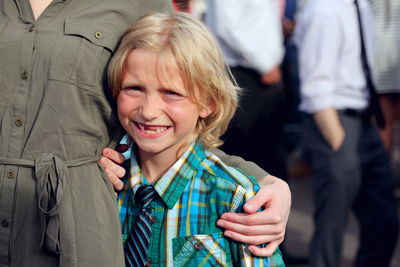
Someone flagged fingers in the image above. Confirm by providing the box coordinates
[222,228,284,246]
[261,66,281,85]
[102,148,125,164]
[220,209,283,226]
[248,240,283,257]
[217,214,284,236]
[98,156,126,191]
[104,166,124,191]
[242,185,274,213]
[99,157,126,177]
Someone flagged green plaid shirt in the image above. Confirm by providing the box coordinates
[118,141,284,267]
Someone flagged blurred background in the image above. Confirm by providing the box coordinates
[174,0,400,266]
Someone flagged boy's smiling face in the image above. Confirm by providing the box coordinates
[117,48,211,161]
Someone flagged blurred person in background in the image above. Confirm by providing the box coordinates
[204,0,287,184]
[295,0,399,266]
[203,0,309,264]
[281,0,304,165]
[370,0,400,169]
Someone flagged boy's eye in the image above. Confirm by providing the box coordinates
[165,90,180,96]
[123,86,143,95]
[163,90,186,99]
[127,86,142,91]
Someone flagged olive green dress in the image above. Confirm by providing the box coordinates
[0,1,172,266]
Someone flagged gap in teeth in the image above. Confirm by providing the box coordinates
[139,124,167,134]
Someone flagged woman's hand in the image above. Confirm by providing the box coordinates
[98,148,126,191]
[217,175,291,256]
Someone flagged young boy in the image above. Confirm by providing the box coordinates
[108,12,285,267]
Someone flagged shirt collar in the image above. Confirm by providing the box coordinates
[128,141,206,209]
[16,0,70,23]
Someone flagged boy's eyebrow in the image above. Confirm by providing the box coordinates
[121,82,187,95]
[121,79,142,88]
[161,85,184,91]
[161,85,190,96]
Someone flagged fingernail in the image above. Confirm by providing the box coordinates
[224,231,232,238]
[217,220,224,227]
[248,247,255,254]
[220,214,227,219]
[244,203,254,210]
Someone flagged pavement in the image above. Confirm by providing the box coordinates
[283,164,400,267]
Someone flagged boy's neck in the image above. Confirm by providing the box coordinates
[139,153,171,184]
[138,144,190,184]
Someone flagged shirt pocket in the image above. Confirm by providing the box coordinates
[49,18,120,91]
[172,233,232,267]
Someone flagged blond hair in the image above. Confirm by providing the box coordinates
[108,12,240,149]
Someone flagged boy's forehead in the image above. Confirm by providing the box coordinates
[123,48,187,88]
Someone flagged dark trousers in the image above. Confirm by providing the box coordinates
[221,66,287,178]
[302,113,399,267]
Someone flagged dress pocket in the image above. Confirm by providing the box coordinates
[49,18,120,91]
[172,233,231,267]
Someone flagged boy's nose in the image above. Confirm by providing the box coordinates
[140,95,162,121]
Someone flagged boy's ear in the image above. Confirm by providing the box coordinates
[199,103,215,119]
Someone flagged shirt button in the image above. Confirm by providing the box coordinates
[21,71,28,80]
[150,216,157,224]
[1,220,9,227]
[7,170,15,179]
[193,241,203,250]
[94,31,103,39]
[15,119,23,127]
[28,24,35,32]
[145,260,151,267]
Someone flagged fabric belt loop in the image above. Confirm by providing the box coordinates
[34,153,68,253]
[0,154,100,257]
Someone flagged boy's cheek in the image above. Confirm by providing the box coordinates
[117,94,135,117]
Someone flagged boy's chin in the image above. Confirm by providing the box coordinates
[136,144,161,154]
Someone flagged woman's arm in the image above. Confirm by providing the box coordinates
[214,149,268,179]
[219,174,290,256]
[100,147,291,257]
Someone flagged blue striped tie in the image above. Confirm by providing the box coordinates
[125,185,157,267]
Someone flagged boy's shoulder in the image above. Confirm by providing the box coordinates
[199,149,260,191]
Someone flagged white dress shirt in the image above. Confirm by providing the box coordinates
[371,0,400,93]
[204,0,284,74]
[294,0,373,113]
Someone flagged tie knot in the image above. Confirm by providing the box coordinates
[134,185,157,207]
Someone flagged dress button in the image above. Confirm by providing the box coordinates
[28,24,35,32]
[193,241,203,250]
[94,31,103,39]
[15,119,23,127]
[1,220,9,227]
[21,71,28,80]
[7,170,15,179]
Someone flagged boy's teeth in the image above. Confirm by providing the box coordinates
[138,124,167,134]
